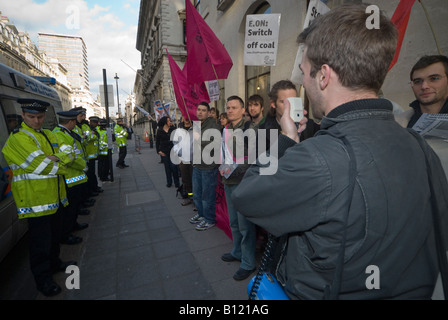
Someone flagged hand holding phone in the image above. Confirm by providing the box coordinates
[287,97,304,123]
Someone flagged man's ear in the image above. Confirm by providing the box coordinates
[319,64,331,90]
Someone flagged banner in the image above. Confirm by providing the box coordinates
[244,14,281,66]
[290,0,330,85]
[154,100,167,122]
[208,80,220,102]
[167,50,210,121]
[185,0,233,84]
[388,0,416,71]
[135,105,153,121]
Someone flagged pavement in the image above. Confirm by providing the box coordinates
[0,136,259,300]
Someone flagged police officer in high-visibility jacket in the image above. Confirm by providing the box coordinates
[53,110,89,245]
[1,99,77,297]
[97,118,110,181]
[86,116,102,194]
[114,118,129,168]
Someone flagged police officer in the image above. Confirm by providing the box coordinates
[71,107,97,209]
[2,99,76,297]
[97,118,110,181]
[53,110,89,245]
[114,118,129,168]
[87,116,103,193]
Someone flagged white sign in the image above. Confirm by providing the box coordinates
[208,80,220,102]
[244,14,281,66]
[291,0,330,85]
[99,85,115,107]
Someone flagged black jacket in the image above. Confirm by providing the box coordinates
[233,99,446,299]
[156,126,175,155]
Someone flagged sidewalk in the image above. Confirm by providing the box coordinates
[1,136,256,300]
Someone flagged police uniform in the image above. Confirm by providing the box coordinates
[70,107,97,208]
[114,118,129,168]
[87,116,102,193]
[1,99,76,297]
[53,110,89,245]
[97,118,110,181]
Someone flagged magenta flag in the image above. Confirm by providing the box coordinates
[185,0,233,84]
[388,0,416,71]
[167,51,210,121]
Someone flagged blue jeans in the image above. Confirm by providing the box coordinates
[224,184,256,271]
[192,167,218,224]
[161,155,179,187]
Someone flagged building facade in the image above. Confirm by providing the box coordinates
[134,0,448,131]
[38,33,105,117]
[0,13,72,111]
[38,33,89,90]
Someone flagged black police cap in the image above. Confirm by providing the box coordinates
[71,107,86,115]
[89,116,100,122]
[18,99,50,113]
[58,110,80,120]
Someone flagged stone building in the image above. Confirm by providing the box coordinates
[0,13,72,110]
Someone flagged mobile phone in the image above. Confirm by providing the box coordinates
[287,97,304,123]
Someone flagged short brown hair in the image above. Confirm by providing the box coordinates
[297,3,397,93]
[410,55,448,80]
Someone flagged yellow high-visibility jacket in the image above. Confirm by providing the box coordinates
[1,122,74,219]
[53,125,88,188]
[114,124,128,147]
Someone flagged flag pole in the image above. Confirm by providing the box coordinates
[418,0,443,55]
[180,94,192,123]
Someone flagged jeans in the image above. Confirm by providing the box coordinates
[192,167,218,224]
[224,184,256,271]
[161,154,180,187]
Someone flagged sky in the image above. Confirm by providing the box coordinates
[1,0,142,115]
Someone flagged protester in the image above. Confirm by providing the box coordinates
[219,95,257,281]
[156,116,180,188]
[406,55,448,128]
[260,80,319,152]
[190,102,220,231]
[178,117,194,206]
[219,112,229,129]
[2,99,76,297]
[232,3,448,299]
[244,94,265,130]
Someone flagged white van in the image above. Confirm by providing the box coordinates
[0,63,63,263]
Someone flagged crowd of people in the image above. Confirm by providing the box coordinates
[2,3,448,300]
[153,4,448,299]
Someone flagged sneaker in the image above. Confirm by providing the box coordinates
[189,213,204,224]
[195,220,216,231]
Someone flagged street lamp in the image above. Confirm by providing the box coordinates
[114,73,121,116]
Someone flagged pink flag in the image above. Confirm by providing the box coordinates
[185,0,233,84]
[389,0,416,71]
[167,51,210,121]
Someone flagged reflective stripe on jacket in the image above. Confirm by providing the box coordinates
[114,124,128,147]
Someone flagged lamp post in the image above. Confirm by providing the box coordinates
[114,73,121,116]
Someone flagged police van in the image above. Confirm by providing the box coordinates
[0,62,63,263]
